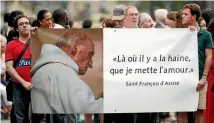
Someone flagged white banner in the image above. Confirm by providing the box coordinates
[103,29,199,113]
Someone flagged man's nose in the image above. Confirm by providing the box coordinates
[133,16,138,19]
[89,59,93,68]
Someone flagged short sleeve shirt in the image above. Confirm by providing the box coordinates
[5,40,31,83]
[197,27,213,79]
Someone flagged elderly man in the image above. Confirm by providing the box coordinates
[31,31,103,116]
[154,9,168,28]
[124,6,139,28]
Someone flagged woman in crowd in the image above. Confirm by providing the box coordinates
[165,11,176,28]
[138,13,154,28]
[175,10,186,28]
[198,17,207,30]
[7,10,24,44]
[205,18,214,123]
[202,9,214,27]
[32,9,53,28]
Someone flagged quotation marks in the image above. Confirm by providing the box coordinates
[189,68,194,73]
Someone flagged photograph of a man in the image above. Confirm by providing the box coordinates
[30,30,103,114]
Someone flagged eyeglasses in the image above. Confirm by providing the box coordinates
[18,22,30,26]
[127,13,139,17]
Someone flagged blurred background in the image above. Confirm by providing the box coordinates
[1,1,214,28]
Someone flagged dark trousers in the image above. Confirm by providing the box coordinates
[32,114,76,123]
[136,113,160,123]
[188,112,195,123]
[104,113,134,123]
[11,83,30,123]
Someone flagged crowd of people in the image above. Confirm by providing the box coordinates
[0,2,214,123]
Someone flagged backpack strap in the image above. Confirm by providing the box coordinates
[30,62,70,77]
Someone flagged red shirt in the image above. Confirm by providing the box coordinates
[5,40,31,83]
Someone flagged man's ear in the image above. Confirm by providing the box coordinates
[71,47,78,56]
[192,14,196,20]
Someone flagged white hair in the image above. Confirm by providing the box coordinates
[154,9,168,23]
[138,13,153,27]
[55,31,90,48]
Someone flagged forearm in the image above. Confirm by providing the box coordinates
[202,56,212,79]
[6,66,26,84]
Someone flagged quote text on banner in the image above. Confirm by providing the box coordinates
[103,29,198,113]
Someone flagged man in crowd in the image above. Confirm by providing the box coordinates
[124,6,139,28]
[6,15,32,123]
[111,4,126,28]
[82,19,93,28]
[177,3,213,123]
[154,9,168,28]
[53,9,70,28]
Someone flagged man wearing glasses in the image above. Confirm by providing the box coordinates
[124,6,139,28]
[5,15,32,123]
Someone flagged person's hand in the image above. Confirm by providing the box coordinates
[22,82,34,90]
[196,78,207,92]
[188,26,197,32]
[30,27,38,35]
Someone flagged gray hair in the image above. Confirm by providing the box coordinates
[138,13,152,27]
[55,31,90,48]
[154,9,168,23]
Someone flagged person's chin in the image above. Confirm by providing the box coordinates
[23,32,30,36]
[79,70,87,75]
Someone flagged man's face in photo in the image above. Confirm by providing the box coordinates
[73,39,94,75]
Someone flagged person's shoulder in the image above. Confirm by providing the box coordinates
[6,39,19,47]
[44,63,77,75]
[200,28,211,35]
